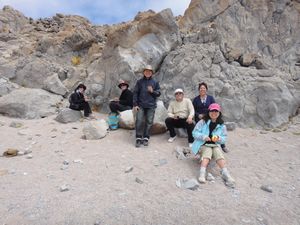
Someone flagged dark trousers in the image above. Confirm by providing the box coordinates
[109,101,131,113]
[165,117,195,143]
[70,102,91,117]
[135,108,155,139]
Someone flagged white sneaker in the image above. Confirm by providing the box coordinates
[168,136,177,143]
[198,171,206,183]
[221,172,235,187]
[189,143,193,148]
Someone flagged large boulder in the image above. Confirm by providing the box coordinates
[150,101,168,135]
[55,108,82,123]
[119,110,135,130]
[82,119,108,140]
[0,88,62,119]
[43,73,68,96]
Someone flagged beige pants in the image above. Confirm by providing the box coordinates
[200,145,225,161]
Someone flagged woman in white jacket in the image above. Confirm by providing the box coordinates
[192,103,235,187]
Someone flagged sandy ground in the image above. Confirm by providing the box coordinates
[0,113,300,225]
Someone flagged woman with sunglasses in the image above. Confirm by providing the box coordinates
[191,103,235,187]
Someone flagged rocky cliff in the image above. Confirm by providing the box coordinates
[0,1,299,128]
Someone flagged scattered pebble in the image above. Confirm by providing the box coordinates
[125,166,133,173]
[60,165,69,170]
[176,178,199,190]
[9,121,23,128]
[260,185,273,193]
[135,177,143,184]
[60,184,70,192]
[63,160,69,165]
[26,154,33,159]
[73,159,83,164]
[174,146,186,160]
[17,151,25,156]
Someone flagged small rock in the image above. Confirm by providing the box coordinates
[174,146,186,160]
[9,121,23,128]
[241,218,251,223]
[26,154,33,159]
[261,185,273,193]
[60,184,70,192]
[125,166,133,173]
[60,165,69,170]
[24,149,32,155]
[259,130,268,134]
[224,122,236,131]
[73,159,83,163]
[63,160,69,165]
[18,129,30,136]
[176,178,199,190]
[94,220,101,225]
[0,121,5,126]
[135,177,143,184]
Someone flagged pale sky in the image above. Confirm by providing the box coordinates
[0,0,191,25]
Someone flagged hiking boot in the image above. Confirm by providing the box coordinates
[168,135,177,143]
[222,146,229,153]
[198,170,206,183]
[143,138,149,146]
[221,171,235,188]
[135,138,142,148]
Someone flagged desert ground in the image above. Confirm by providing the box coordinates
[0,113,300,225]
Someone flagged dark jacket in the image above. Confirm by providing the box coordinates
[133,76,161,108]
[192,95,215,122]
[119,89,133,107]
[69,91,85,110]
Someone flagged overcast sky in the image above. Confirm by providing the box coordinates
[0,0,191,25]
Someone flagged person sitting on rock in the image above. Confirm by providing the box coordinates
[191,103,235,187]
[192,82,229,153]
[69,83,94,119]
[109,80,133,114]
[165,88,195,148]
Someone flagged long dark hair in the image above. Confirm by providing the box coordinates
[203,111,224,124]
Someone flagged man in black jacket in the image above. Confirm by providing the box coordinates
[133,65,161,147]
[69,84,93,118]
[109,80,133,113]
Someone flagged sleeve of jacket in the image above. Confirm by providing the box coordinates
[192,120,208,141]
[187,98,195,118]
[192,97,199,119]
[151,81,161,97]
[167,101,175,118]
[132,81,140,107]
[217,125,227,145]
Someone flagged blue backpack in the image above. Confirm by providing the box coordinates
[107,112,119,130]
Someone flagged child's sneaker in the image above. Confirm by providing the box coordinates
[221,171,235,188]
[198,170,206,183]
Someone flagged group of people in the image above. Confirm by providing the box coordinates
[69,65,235,186]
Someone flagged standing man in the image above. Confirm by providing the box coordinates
[109,80,133,113]
[165,88,195,147]
[133,65,161,147]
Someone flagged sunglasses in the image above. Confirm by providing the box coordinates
[175,92,183,95]
[209,109,219,112]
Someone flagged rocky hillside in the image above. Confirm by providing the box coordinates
[0,1,299,128]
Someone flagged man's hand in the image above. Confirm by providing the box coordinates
[147,86,153,93]
[134,106,140,111]
[186,117,193,124]
[84,96,90,102]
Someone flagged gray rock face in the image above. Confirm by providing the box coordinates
[43,73,68,96]
[55,108,82,123]
[119,110,135,130]
[99,9,182,100]
[0,88,62,119]
[0,77,19,97]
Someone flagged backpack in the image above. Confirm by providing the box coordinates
[107,112,119,130]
